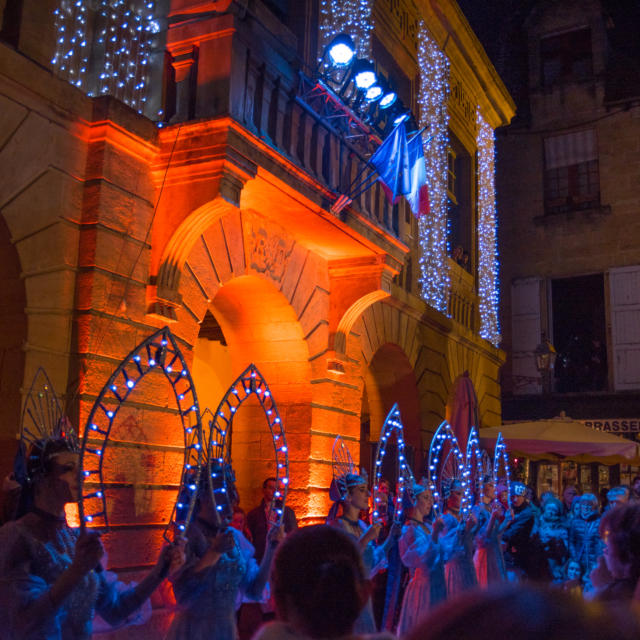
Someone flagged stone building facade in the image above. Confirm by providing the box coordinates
[0,0,513,635]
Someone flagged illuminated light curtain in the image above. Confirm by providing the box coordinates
[417,22,450,313]
[52,0,159,113]
[476,109,501,347]
[319,0,374,59]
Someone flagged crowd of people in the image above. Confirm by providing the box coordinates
[1,431,640,639]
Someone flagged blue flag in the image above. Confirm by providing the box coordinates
[369,121,411,203]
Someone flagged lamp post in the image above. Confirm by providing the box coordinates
[535,332,557,394]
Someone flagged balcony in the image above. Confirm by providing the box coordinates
[163,7,411,258]
[447,258,478,332]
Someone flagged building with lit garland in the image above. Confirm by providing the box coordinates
[0,0,513,634]
[460,0,640,496]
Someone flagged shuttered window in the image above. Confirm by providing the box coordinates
[543,129,600,215]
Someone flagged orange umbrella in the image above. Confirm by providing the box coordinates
[479,415,640,465]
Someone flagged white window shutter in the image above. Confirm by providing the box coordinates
[511,278,543,394]
[609,266,640,390]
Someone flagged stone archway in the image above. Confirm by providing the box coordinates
[163,207,335,522]
[192,275,312,515]
[0,214,27,476]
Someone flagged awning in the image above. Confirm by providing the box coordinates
[479,415,640,465]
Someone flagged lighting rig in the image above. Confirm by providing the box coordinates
[298,33,415,155]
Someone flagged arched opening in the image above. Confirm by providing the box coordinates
[0,215,26,480]
[192,275,311,516]
[360,344,421,479]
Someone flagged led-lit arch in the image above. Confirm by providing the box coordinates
[372,403,413,524]
[427,420,469,517]
[78,327,203,540]
[465,426,484,507]
[208,363,290,529]
[493,432,512,510]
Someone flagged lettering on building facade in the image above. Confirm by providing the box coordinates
[584,419,640,433]
[449,72,478,135]
[380,0,421,57]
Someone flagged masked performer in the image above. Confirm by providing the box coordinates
[0,435,178,640]
[327,440,398,634]
[396,482,446,636]
[166,469,281,640]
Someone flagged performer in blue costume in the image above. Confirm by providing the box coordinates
[166,472,281,640]
[326,438,398,634]
[396,482,446,636]
[0,436,178,640]
[472,475,507,586]
[440,479,478,596]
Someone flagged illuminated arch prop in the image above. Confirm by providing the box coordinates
[493,432,512,510]
[427,420,470,516]
[372,403,413,523]
[465,426,484,507]
[208,364,290,529]
[78,327,203,540]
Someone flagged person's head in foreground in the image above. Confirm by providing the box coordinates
[268,525,371,638]
[599,502,640,593]
[404,583,640,640]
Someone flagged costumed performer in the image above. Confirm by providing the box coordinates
[472,475,507,586]
[327,441,399,634]
[165,467,282,640]
[0,435,180,640]
[396,482,446,636]
[440,479,478,596]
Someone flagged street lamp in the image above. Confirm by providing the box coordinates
[535,332,557,393]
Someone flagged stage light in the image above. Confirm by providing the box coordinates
[327,33,356,67]
[379,89,397,109]
[393,112,410,126]
[365,84,383,101]
[352,59,376,89]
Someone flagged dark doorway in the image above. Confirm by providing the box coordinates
[552,274,606,392]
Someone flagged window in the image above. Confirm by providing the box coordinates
[446,147,457,202]
[446,134,472,268]
[540,28,593,86]
[552,274,606,393]
[544,130,599,215]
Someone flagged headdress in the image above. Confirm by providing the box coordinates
[16,368,78,486]
[511,482,527,497]
[404,478,431,508]
[330,436,366,502]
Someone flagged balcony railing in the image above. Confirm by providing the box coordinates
[164,13,409,246]
[447,259,478,332]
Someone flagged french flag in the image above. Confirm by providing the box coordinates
[405,132,430,218]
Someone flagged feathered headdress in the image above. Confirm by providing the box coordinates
[330,436,367,502]
[16,368,78,485]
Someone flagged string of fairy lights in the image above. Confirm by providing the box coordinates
[417,22,451,314]
[51,0,158,113]
[476,110,501,347]
[319,0,374,59]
